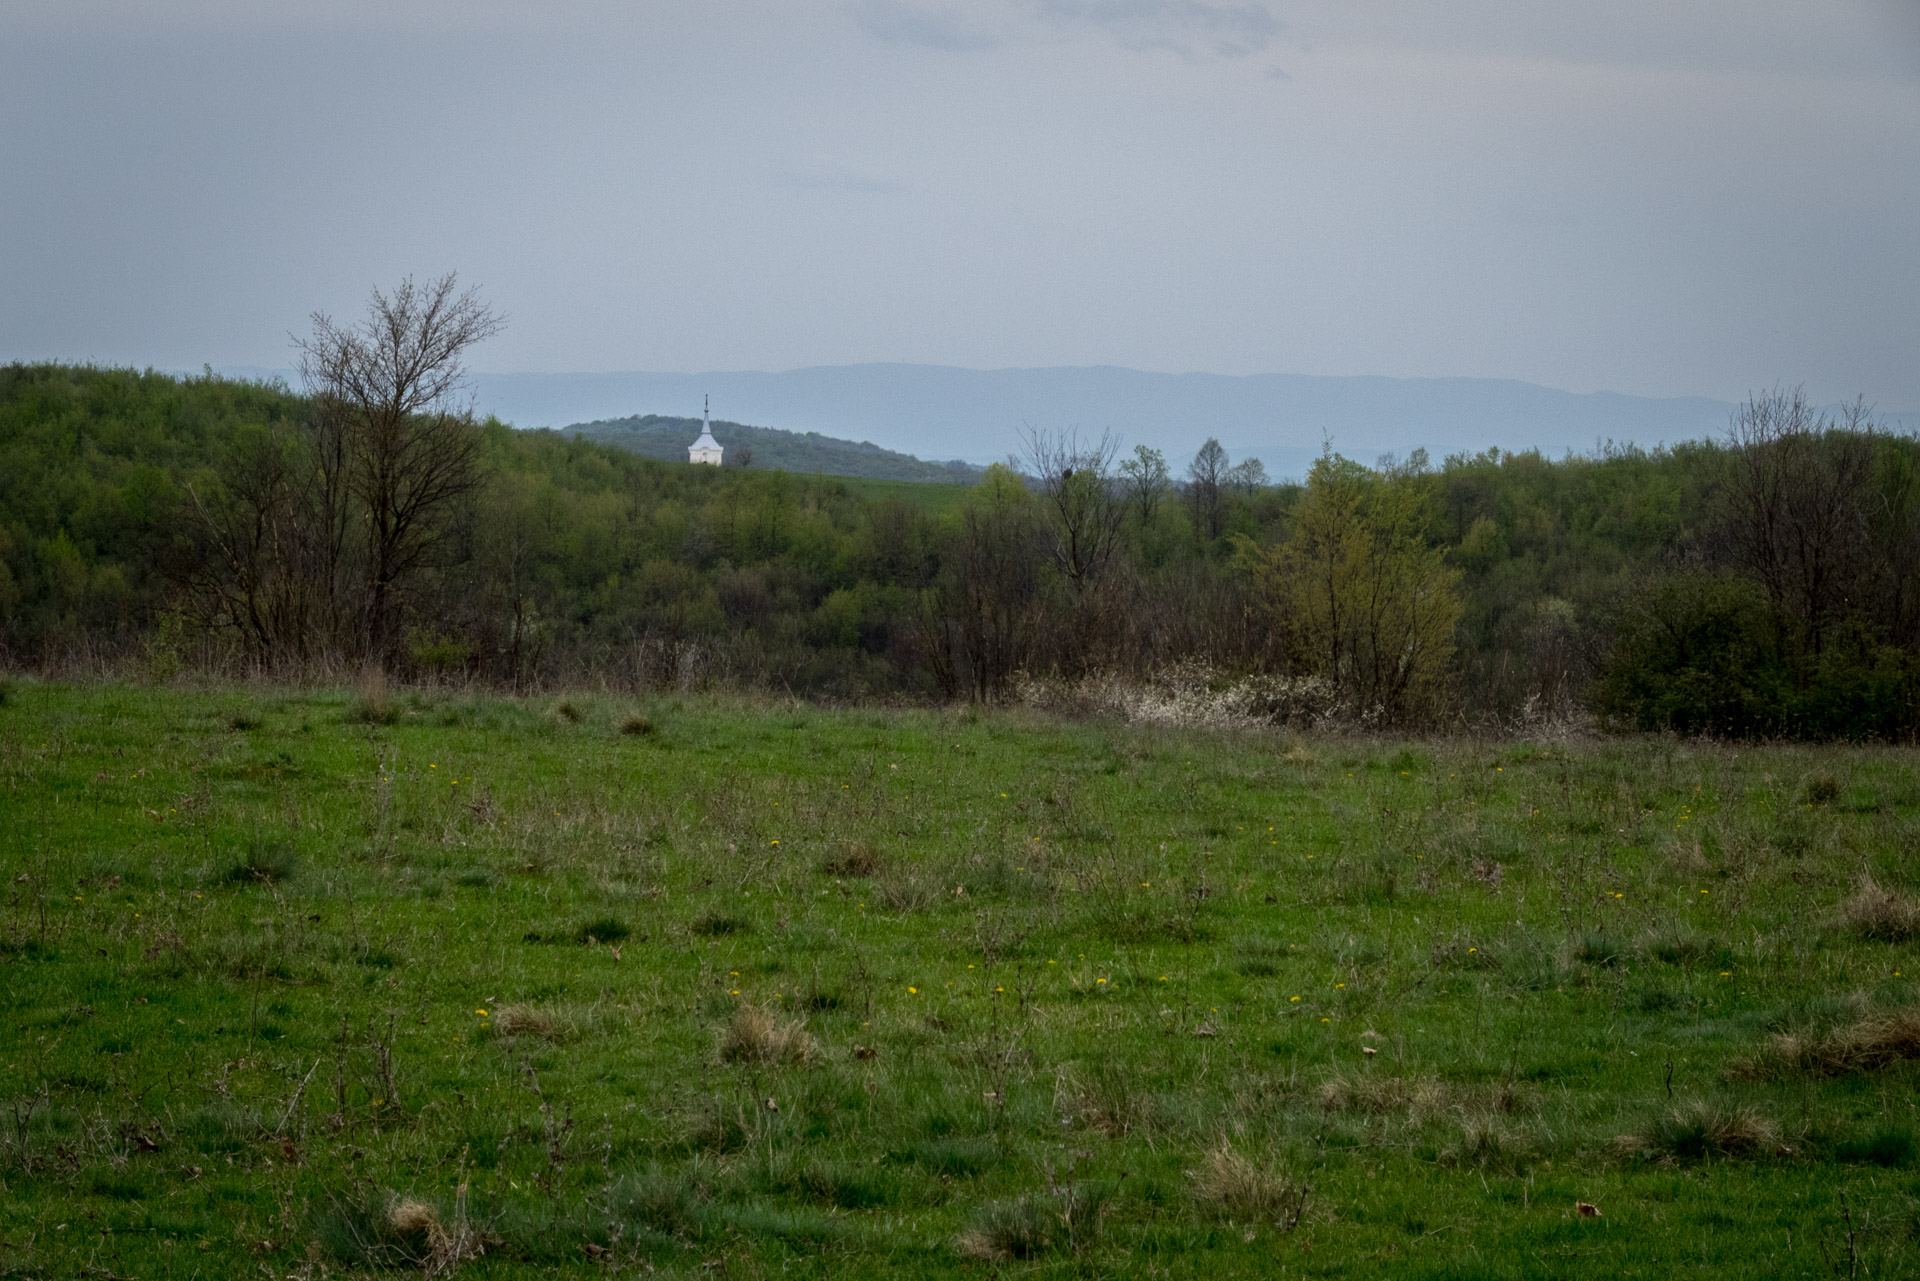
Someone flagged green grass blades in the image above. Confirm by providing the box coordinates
[3,681,1920,1277]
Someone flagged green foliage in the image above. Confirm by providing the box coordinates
[1238,450,1461,722]
[1597,572,1920,738]
[8,363,1920,738]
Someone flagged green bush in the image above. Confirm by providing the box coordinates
[1599,573,1920,739]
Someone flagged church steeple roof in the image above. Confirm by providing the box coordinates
[690,394,721,451]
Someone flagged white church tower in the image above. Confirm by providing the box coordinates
[688,395,724,465]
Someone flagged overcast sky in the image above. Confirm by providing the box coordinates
[4,1,1918,407]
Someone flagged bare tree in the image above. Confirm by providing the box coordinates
[1018,426,1123,586]
[1722,387,1876,657]
[296,274,504,660]
[1228,456,1269,495]
[1187,438,1230,540]
[1118,445,1171,525]
[917,465,1042,701]
[179,425,306,661]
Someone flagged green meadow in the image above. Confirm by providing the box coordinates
[4,680,1920,1278]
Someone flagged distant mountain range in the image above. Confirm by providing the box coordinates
[564,413,982,484]
[216,363,1917,482]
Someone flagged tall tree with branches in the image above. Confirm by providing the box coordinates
[1720,387,1877,659]
[1238,451,1460,723]
[1187,438,1230,540]
[1017,426,1124,586]
[1119,444,1171,526]
[296,273,504,661]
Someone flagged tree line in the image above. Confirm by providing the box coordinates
[3,283,1917,737]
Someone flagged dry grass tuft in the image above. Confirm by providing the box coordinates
[1061,1063,1155,1138]
[1191,1144,1308,1226]
[347,667,397,725]
[822,842,882,878]
[388,1199,449,1251]
[956,1204,1049,1262]
[387,1196,483,1276]
[1641,925,1719,966]
[1320,1072,1534,1124]
[489,1004,563,1042]
[957,1184,1110,1261]
[1320,1073,1451,1120]
[617,711,654,736]
[1731,1008,1920,1079]
[1442,1115,1533,1170]
[1617,1101,1783,1161]
[553,698,583,723]
[1802,773,1841,806]
[1842,877,1920,941]
[719,1005,818,1067]
[873,871,936,913]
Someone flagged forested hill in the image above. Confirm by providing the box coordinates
[563,414,984,483]
[6,361,1920,739]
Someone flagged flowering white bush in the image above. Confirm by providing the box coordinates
[1014,662,1354,730]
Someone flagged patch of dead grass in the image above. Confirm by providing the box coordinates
[1841,877,1920,942]
[1320,1074,1450,1119]
[719,1004,818,1067]
[1320,1073,1535,1122]
[488,1004,565,1042]
[1730,1008,1920,1079]
[1615,1101,1784,1161]
[822,842,881,878]
[388,1193,484,1277]
[1190,1144,1308,1226]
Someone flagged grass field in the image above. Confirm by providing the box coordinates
[4,680,1920,1278]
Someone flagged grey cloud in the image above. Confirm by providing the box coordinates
[774,154,908,193]
[1031,0,1281,58]
[850,1,1002,50]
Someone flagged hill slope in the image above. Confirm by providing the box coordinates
[220,363,1919,481]
[457,364,1781,477]
[563,413,984,483]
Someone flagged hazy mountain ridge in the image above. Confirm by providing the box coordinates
[214,363,1918,481]
[459,365,1918,480]
[562,413,984,483]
